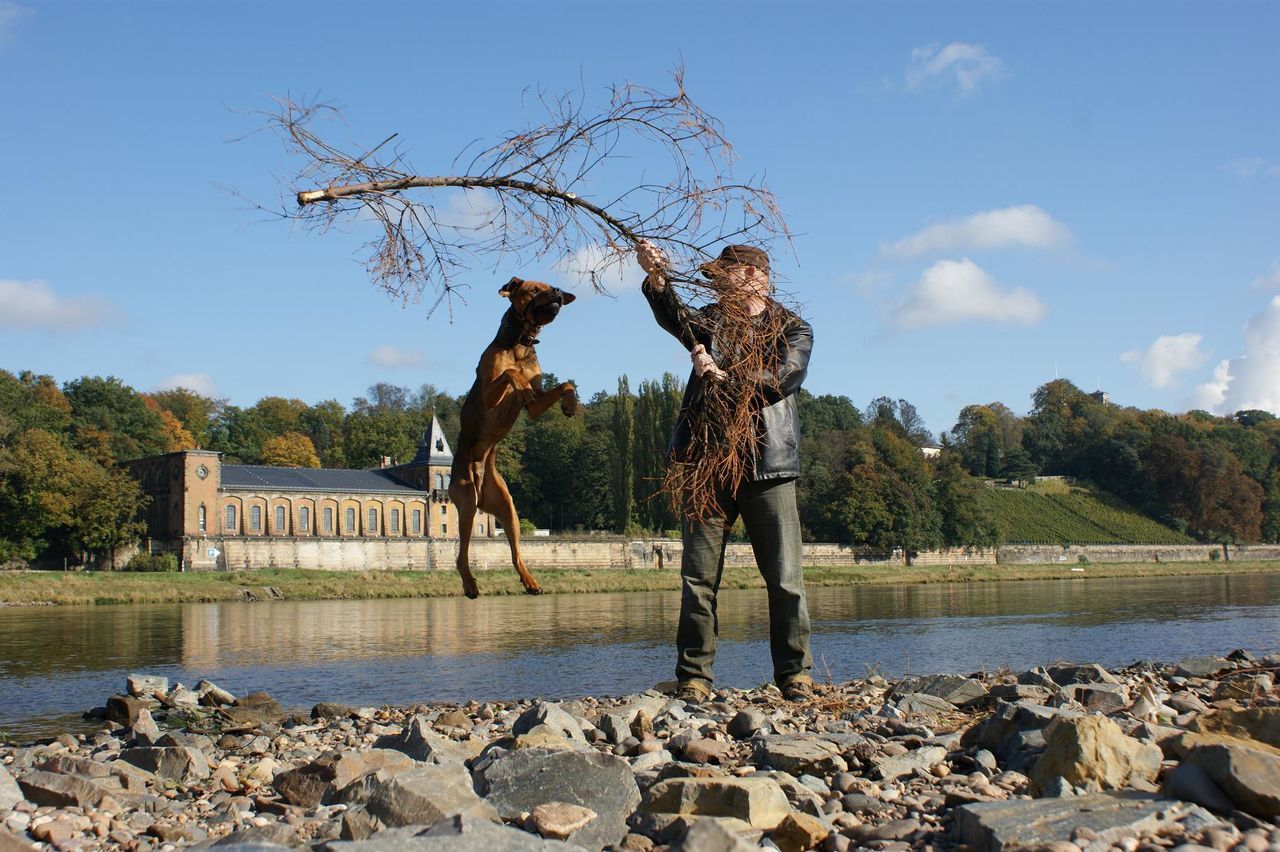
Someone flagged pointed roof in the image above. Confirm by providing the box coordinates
[411,417,454,466]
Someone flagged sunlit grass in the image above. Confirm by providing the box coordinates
[0,561,1276,606]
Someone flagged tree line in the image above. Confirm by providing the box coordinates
[3,367,1278,566]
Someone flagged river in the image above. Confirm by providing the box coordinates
[2,573,1279,739]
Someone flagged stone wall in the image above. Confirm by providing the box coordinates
[996,543,1280,565]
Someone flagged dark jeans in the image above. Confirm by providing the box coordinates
[676,477,812,688]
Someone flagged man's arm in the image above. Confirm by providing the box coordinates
[751,315,813,403]
[637,241,703,350]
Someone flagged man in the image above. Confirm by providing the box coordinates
[636,241,815,703]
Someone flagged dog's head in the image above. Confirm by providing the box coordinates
[500,277,575,327]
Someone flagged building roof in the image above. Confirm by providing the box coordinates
[410,417,454,467]
[220,465,426,495]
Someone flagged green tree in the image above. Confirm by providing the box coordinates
[71,466,149,569]
[610,377,636,532]
[150,387,219,446]
[63,376,167,462]
[0,429,84,561]
[933,454,999,547]
[300,400,347,467]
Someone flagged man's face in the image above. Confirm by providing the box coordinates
[714,264,771,302]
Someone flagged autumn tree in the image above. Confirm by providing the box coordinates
[260,432,322,468]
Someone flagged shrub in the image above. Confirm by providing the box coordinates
[519,518,536,536]
[123,552,180,572]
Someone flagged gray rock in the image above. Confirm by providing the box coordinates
[1163,762,1235,813]
[892,674,987,707]
[1066,682,1130,713]
[670,818,756,851]
[1175,656,1230,679]
[0,765,23,811]
[365,764,498,828]
[727,708,770,740]
[644,776,790,829]
[196,679,237,706]
[872,745,947,780]
[312,702,356,720]
[476,747,640,851]
[955,792,1181,851]
[896,693,958,717]
[119,745,211,783]
[209,825,302,847]
[16,769,112,808]
[764,771,824,815]
[372,716,470,764]
[840,793,891,815]
[1183,740,1280,818]
[325,813,583,850]
[127,673,169,697]
[988,684,1051,703]
[512,702,587,743]
[131,708,161,746]
[1045,663,1120,686]
[1039,776,1077,798]
[1017,667,1058,688]
[753,735,848,775]
[597,713,631,746]
[974,749,998,772]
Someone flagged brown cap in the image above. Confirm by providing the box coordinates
[699,244,770,279]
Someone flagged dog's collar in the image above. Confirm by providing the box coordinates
[519,334,540,346]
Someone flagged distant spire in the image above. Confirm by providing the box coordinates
[411,416,454,466]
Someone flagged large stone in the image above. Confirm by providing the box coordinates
[670,818,757,851]
[644,776,791,829]
[1046,663,1120,686]
[1162,762,1236,813]
[1182,740,1280,818]
[220,692,286,728]
[955,792,1182,851]
[896,693,958,717]
[16,769,112,808]
[1175,656,1230,679]
[892,674,987,707]
[365,763,497,828]
[872,745,947,781]
[106,693,154,726]
[753,736,847,775]
[770,812,829,852]
[512,702,587,743]
[476,747,639,850]
[120,746,211,783]
[1190,707,1280,749]
[127,674,169,698]
[372,717,471,764]
[275,749,415,808]
[0,764,20,811]
[597,714,632,745]
[1030,716,1162,794]
[1065,683,1130,713]
[325,813,582,850]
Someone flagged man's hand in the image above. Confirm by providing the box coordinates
[690,343,726,381]
[636,240,669,292]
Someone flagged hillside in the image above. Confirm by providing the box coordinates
[981,479,1195,545]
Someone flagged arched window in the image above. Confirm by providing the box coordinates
[390,508,400,533]
[435,473,444,490]
[345,507,355,532]
[250,505,262,531]
[300,506,310,531]
[275,506,286,533]
[322,507,333,533]
[198,504,206,532]
[412,509,422,534]
[225,505,236,532]
[368,508,379,534]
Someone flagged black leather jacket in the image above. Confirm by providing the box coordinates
[642,276,813,481]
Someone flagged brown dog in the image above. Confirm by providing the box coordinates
[448,277,577,598]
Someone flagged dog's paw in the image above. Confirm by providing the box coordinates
[516,387,537,406]
[560,385,578,416]
[524,583,542,596]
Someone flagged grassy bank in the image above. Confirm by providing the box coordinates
[1,560,1278,606]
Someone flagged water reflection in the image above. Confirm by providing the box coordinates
[2,574,1278,739]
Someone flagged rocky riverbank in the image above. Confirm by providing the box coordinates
[2,655,1278,851]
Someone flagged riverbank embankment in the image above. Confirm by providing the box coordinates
[4,561,1280,607]
[2,653,1278,849]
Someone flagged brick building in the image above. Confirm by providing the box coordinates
[126,419,497,570]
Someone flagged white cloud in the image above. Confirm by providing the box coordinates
[892,258,1046,328]
[0,2,32,47]
[154,373,219,397]
[1251,261,1280,290]
[554,244,643,295]
[434,190,502,232]
[1222,157,1280,179]
[368,345,425,369]
[1121,333,1208,388]
[1191,295,1280,416]
[881,205,1071,260]
[906,42,1004,95]
[0,279,116,331]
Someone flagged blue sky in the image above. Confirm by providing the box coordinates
[2,2,1278,437]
